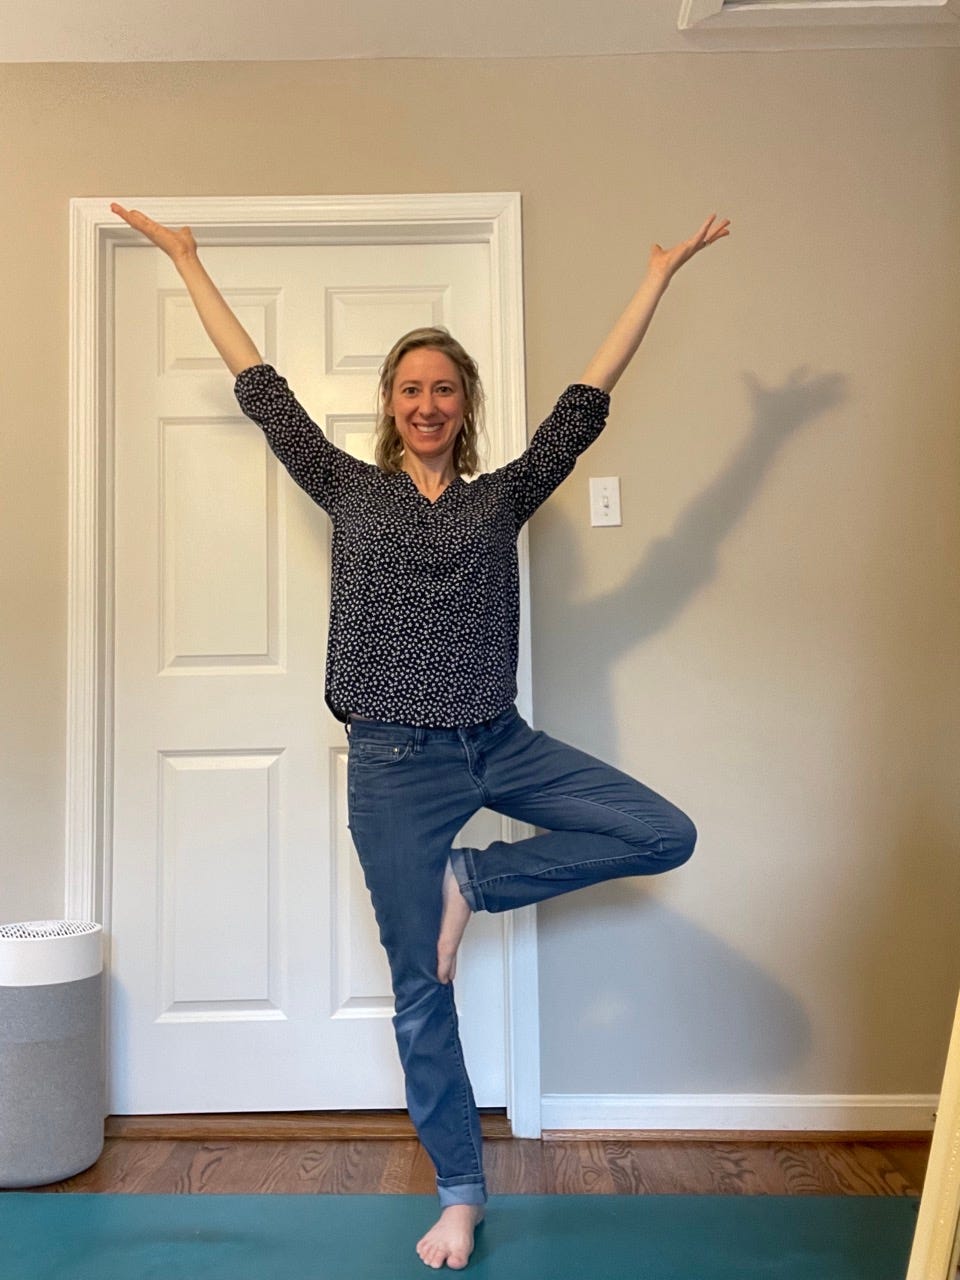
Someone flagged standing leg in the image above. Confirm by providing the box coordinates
[448,710,697,914]
[346,723,487,1268]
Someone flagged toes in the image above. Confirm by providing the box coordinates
[416,1237,445,1269]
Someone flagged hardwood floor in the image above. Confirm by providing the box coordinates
[26,1116,930,1198]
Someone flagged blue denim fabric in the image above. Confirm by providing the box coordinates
[346,705,696,1207]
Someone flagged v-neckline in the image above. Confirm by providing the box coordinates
[401,472,461,506]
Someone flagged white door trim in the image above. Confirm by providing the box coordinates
[65,192,542,1137]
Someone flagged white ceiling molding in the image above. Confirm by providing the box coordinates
[679,0,960,30]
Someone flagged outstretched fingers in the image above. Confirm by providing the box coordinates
[651,212,731,277]
[693,213,732,248]
[111,203,156,234]
[109,203,196,260]
[707,214,731,243]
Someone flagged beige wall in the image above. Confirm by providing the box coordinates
[1,50,958,1099]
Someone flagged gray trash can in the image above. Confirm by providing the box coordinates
[0,920,105,1187]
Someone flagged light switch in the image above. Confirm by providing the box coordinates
[589,476,621,527]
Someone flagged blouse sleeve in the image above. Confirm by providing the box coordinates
[234,364,370,515]
[499,383,611,528]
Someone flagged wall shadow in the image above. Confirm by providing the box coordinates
[531,365,846,1086]
[540,886,813,1093]
[533,365,846,768]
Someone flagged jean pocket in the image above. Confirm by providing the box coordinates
[349,740,413,767]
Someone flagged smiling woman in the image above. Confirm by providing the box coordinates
[109,199,727,1271]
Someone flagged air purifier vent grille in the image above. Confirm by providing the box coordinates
[0,921,100,941]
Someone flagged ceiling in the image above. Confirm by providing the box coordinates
[0,0,957,62]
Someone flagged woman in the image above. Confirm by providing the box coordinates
[111,201,729,1270]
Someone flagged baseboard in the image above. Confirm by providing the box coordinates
[540,1093,939,1134]
[105,1097,938,1142]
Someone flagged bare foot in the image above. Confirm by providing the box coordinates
[416,1203,485,1270]
[437,859,472,984]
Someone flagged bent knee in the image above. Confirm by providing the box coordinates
[393,969,451,1022]
[659,809,697,870]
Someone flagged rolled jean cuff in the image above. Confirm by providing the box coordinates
[437,1176,487,1208]
[449,846,484,913]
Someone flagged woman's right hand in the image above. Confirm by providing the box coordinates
[109,203,262,375]
[111,203,198,263]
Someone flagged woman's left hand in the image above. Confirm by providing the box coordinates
[648,214,731,281]
[578,213,731,392]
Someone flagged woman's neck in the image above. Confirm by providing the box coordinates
[402,455,457,501]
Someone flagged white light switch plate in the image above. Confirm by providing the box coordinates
[589,476,621,527]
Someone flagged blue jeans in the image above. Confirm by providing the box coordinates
[346,705,696,1208]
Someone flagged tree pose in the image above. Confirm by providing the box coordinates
[111,201,729,1269]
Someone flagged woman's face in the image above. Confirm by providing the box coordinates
[388,348,466,471]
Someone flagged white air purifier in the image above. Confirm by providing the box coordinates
[0,920,104,1187]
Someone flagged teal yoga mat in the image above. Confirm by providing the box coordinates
[0,1193,918,1279]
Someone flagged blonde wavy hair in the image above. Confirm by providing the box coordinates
[375,327,485,476]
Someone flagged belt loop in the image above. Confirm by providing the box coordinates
[413,725,425,753]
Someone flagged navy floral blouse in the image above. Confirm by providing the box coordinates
[235,364,609,726]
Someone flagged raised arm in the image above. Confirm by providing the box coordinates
[579,214,731,394]
[110,203,263,377]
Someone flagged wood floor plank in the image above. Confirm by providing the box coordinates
[120,1139,199,1194]
[882,1141,930,1194]
[646,1142,723,1195]
[543,1140,619,1194]
[771,1143,841,1195]
[485,1138,544,1194]
[589,1141,660,1195]
[814,1142,920,1197]
[378,1141,420,1194]
[224,1142,308,1194]
[407,1141,439,1195]
[175,1142,239,1194]
[771,1141,917,1196]
[683,1141,772,1195]
[50,1138,189,1194]
[19,1135,931,1199]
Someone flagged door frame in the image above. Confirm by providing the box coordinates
[65,192,542,1137]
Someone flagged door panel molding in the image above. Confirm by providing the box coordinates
[67,192,542,1136]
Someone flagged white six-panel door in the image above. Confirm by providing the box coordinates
[110,241,508,1112]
